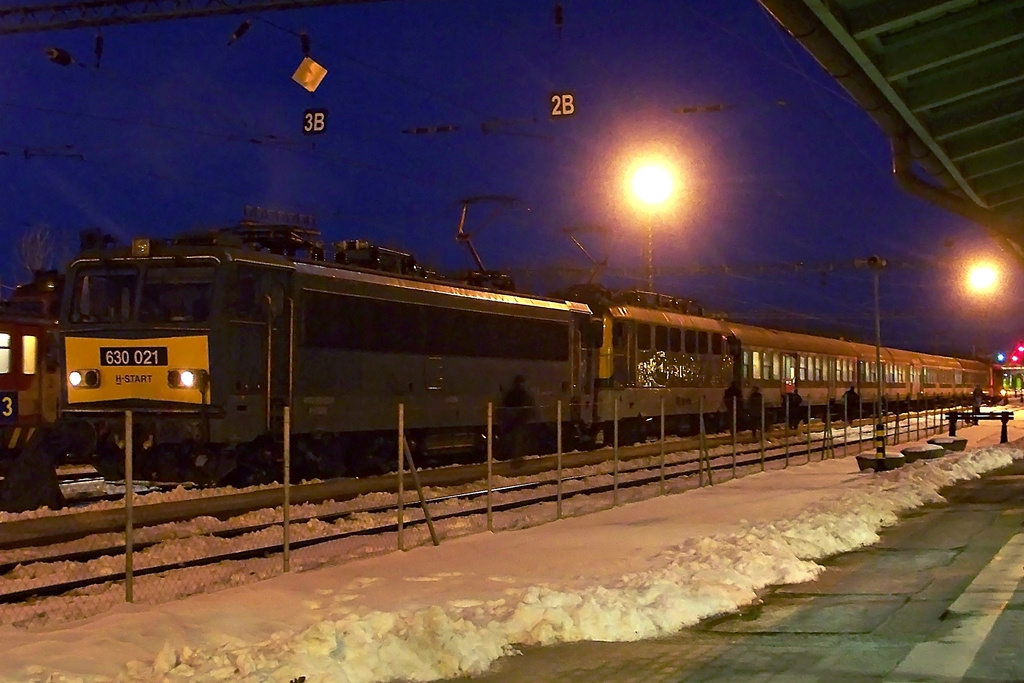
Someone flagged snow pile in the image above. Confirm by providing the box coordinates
[3,444,1020,683]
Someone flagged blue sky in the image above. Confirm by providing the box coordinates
[0,0,1016,356]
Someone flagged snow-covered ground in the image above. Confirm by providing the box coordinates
[0,413,1020,683]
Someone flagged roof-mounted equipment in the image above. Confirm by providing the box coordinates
[231,205,325,260]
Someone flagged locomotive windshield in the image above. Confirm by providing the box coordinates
[139,266,215,323]
[70,267,138,323]
[70,263,216,324]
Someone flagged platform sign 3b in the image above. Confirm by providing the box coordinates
[302,108,328,135]
[0,391,17,423]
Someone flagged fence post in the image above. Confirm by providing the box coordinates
[894,399,899,446]
[660,395,666,495]
[843,401,849,458]
[825,401,831,459]
[487,402,493,532]
[784,398,790,467]
[124,410,133,604]
[759,397,765,472]
[283,405,291,573]
[397,403,404,551]
[806,403,812,463]
[700,396,712,486]
[613,398,619,506]
[731,395,737,478]
[556,400,563,519]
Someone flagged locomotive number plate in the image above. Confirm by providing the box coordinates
[100,346,169,367]
[0,391,16,423]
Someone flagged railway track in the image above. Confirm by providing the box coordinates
[0,413,957,608]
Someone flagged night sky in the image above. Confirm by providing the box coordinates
[0,0,1017,358]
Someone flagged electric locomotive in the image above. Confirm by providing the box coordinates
[58,213,594,484]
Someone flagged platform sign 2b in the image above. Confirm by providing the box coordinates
[0,391,17,424]
[550,92,576,118]
[302,108,328,135]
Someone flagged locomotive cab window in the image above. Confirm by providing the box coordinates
[0,333,9,374]
[613,322,626,349]
[71,267,138,323]
[139,265,216,323]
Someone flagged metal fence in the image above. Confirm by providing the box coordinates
[0,394,975,628]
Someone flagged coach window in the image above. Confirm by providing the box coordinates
[742,350,751,379]
[0,333,9,374]
[752,351,762,379]
[655,325,668,352]
[22,335,36,375]
[762,352,772,379]
[698,331,709,354]
[669,328,681,352]
[637,324,652,351]
[798,356,806,381]
[684,330,697,353]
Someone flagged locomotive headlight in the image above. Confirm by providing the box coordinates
[69,369,101,388]
[168,369,207,389]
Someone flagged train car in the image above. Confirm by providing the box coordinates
[561,285,735,441]
[58,219,593,484]
[0,272,62,466]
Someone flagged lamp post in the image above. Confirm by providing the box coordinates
[629,161,674,291]
[867,255,887,462]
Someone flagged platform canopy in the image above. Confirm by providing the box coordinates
[758,0,1024,262]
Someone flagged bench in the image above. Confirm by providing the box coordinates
[946,410,1014,443]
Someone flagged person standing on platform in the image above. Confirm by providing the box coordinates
[747,386,763,438]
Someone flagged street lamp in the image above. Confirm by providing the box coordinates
[867,255,887,464]
[966,262,998,295]
[629,160,675,291]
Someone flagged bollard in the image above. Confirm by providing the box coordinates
[1001,413,1010,443]
[125,410,134,604]
[948,410,958,437]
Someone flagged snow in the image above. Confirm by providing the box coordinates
[0,421,1021,683]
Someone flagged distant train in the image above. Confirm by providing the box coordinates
[0,272,62,469]
[54,217,997,484]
